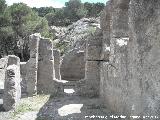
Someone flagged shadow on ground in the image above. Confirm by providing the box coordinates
[36,94,117,120]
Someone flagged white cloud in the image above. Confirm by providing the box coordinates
[6,0,64,8]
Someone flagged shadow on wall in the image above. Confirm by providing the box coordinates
[60,49,85,81]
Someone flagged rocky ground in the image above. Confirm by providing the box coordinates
[0,84,122,120]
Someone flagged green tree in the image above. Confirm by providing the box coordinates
[64,0,82,21]
[84,2,92,17]
[3,3,51,61]
[0,0,15,57]
[32,7,55,17]
[84,2,105,17]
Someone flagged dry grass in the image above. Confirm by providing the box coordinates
[11,95,50,119]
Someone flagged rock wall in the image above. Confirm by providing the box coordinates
[100,0,130,115]
[100,0,160,118]
[21,33,62,96]
[128,0,160,117]
[60,49,85,81]
[83,28,103,97]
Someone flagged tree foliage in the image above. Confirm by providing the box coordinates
[0,1,52,61]
[37,0,105,26]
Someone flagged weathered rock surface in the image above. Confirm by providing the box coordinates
[100,0,131,116]
[53,49,61,80]
[79,28,102,97]
[127,0,160,117]
[20,62,27,95]
[60,18,100,81]
[53,18,100,52]
[26,33,40,96]
[60,49,85,81]
[37,38,57,94]
[100,0,160,118]
[0,58,7,89]
[3,56,21,111]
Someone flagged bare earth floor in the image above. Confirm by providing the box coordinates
[0,87,121,120]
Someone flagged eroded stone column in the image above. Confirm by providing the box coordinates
[0,57,7,89]
[100,0,131,116]
[53,49,61,80]
[3,56,21,111]
[20,62,27,96]
[37,38,57,94]
[26,33,40,96]
[79,28,103,97]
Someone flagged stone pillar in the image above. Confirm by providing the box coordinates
[128,0,160,117]
[20,62,27,96]
[0,58,7,89]
[53,49,61,80]
[37,38,57,94]
[79,28,102,97]
[3,55,21,111]
[100,0,131,116]
[26,33,40,96]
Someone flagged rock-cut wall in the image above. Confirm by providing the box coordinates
[100,0,160,118]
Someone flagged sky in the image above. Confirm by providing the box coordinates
[6,0,107,8]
